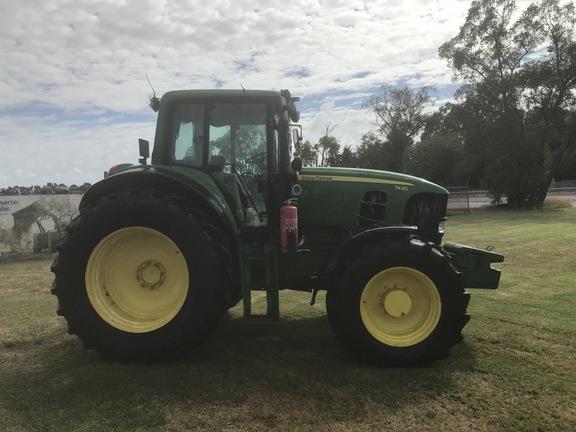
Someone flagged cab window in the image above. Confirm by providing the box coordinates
[171,104,204,166]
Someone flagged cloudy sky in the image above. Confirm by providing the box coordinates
[1,0,496,187]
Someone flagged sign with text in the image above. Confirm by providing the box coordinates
[0,195,82,253]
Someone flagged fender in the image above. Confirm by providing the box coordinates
[331,225,419,271]
[80,166,235,234]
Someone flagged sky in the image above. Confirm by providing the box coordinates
[0,0,496,187]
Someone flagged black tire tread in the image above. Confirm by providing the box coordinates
[327,234,470,366]
[51,189,233,363]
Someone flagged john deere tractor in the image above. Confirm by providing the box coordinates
[51,89,503,365]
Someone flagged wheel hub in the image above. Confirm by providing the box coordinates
[359,266,442,347]
[137,260,166,289]
[383,289,412,318]
[86,226,189,333]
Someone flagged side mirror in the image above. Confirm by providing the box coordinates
[138,139,150,165]
[292,129,301,145]
[291,157,303,173]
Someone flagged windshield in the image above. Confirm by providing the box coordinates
[208,103,267,173]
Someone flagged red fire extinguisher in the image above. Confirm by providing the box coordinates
[280,200,298,253]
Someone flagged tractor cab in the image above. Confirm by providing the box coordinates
[143,90,302,320]
[149,89,300,233]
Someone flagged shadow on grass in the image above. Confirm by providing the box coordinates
[2,315,477,431]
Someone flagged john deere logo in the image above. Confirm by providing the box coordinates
[299,175,332,182]
[298,174,414,187]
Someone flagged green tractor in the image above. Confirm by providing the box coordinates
[51,89,503,365]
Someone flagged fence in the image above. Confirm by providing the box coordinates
[446,186,576,214]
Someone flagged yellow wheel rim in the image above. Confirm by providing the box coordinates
[360,267,441,347]
[85,227,189,333]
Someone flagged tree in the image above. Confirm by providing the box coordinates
[210,126,267,174]
[316,122,340,167]
[439,0,540,115]
[410,109,470,185]
[366,86,435,172]
[336,145,358,167]
[438,0,576,208]
[355,132,392,171]
[523,0,576,202]
[294,140,318,167]
[317,135,340,167]
[416,95,500,188]
[293,122,340,168]
[523,0,576,115]
[79,182,92,192]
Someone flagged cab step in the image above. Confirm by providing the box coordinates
[241,242,279,321]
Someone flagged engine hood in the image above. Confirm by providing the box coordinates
[294,166,448,232]
[299,167,448,195]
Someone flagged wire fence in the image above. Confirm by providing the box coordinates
[446,186,576,214]
[446,186,471,214]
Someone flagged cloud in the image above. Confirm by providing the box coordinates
[0,0,473,111]
[0,0,535,186]
[0,113,155,186]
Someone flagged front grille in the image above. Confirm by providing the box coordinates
[403,193,448,243]
[358,191,388,227]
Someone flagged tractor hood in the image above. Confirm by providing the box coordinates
[295,166,448,232]
[299,167,448,195]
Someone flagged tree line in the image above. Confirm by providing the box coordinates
[295,0,576,209]
[0,183,92,196]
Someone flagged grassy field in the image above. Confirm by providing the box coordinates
[1,209,575,432]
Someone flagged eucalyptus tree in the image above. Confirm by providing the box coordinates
[439,0,576,208]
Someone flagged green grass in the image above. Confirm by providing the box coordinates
[1,208,575,432]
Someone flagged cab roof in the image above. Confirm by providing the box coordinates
[161,89,281,102]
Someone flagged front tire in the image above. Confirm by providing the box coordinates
[51,190,230,363]
[327,236,470,366]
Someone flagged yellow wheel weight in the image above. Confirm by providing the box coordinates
[360,267,441,347]
[85,227,189,333]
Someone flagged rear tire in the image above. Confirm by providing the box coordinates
[326,235,470,366]
[51,189,230,363]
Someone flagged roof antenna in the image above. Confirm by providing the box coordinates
[145,73,161,112]
[240,83,246,94]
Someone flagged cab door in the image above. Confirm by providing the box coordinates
[206,102,276,229]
